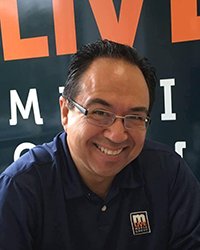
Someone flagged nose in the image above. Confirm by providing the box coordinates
[103,118,128,143]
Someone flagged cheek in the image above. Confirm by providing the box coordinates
[139,132,147,146]
[65,113,87,135]
[126,131,146,164]
[67,121,101,163]
[66,116,95,143]
[130,130,147,150]
[66,112,79,127]
[131,128,146,139]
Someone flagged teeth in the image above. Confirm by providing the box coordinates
[97,145,123,156]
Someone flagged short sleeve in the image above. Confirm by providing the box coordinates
[168,158,200,249]
[0,173,40,250]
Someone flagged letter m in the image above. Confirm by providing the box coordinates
[9,88,43,125]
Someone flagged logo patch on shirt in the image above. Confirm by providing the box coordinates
[130,211,151,235]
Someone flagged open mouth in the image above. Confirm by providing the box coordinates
[96,144,123,156]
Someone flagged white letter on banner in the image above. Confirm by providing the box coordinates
[175,141,186,158]
[9,88,43,125]
[160,79,176,121]
[14,142,35,161]
[59,86,64,94]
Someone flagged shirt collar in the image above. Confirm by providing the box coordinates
[114,159,144,190]
[59,132,85,199]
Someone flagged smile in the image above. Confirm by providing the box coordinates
[96,144,123,156]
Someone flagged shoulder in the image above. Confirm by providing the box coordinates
[138,139,200,190]
[1,132,66,180]
[143,139,177,155]
[137,139,192,184]
[140,139,183,165]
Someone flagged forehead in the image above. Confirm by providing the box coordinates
[77,57,149,109]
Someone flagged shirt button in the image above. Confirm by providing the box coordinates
[101,205,107,212]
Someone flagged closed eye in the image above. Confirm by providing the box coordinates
[126,115,146,121]
[90,109,112,118]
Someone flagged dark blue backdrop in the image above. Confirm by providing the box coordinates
[0,0,199,181]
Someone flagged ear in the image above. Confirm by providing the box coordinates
[59,96,69,129]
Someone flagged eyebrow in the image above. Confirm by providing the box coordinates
[86,98,149,114]
[129,107,149,114]
[86,98,112,108]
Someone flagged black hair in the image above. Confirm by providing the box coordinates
[62,39,157,113]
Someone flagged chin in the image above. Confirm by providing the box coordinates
[94,165,126,178]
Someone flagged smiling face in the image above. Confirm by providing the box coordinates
[60,57,149,185]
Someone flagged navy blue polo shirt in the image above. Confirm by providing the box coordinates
[0,132,200,250]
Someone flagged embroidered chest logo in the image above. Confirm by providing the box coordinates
[130,211,151,235]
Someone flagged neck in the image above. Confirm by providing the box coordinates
[76,165,114,199]
[84,176,114,199]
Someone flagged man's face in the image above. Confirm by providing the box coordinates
[60,58,149,182]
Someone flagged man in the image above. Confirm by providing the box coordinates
[0,39,200,249]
